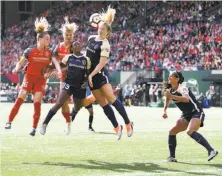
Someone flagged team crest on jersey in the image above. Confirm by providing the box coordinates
[105,48,109,52]
[82,60,86,65]
[94,44,99,49]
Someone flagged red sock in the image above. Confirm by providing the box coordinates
[62,112,71,123]
[33,102,41,129]
[8,98,24,122]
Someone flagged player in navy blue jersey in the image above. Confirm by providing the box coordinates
[40,41,95,135]
[163,71,218,162]
[85,6,133,140]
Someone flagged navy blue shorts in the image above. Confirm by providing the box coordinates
[89,72,109,90]
[181,111,205,127]
[63,83,86,99]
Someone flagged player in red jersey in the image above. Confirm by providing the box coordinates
[5,17,62,136]
[50,17,77,134]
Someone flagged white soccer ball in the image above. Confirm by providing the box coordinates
[89,13,102,28]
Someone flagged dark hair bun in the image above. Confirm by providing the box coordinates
[177,72,184,84]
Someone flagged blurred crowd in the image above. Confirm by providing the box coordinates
[1,1,222,75]
[148,1,220,25]
[113,84,162,107]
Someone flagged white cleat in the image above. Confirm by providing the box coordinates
[114,125,123,140]
[66,122,71,135]
[126,122,134,137]
[40,124,47,135]
[208,150,218,161]
[166,156,177,162]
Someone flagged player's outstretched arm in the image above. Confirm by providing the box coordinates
[13,56,26,74]
[52,57,62,79]
[163,97,171,119]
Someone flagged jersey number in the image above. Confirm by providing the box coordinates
[63,83,70,90]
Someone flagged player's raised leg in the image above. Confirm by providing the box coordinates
[40,90,70,135]
[100,83,133,137]
[187,117,218,161]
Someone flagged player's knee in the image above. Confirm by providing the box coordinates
[187,130,195,136]
[18,90,27,99]
[169,129,177,135]
[107,95,116,104]
[169,127,182,135]
[55,103,63,109]
[74,106,81,112]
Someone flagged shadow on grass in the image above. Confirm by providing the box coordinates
[23,160,221,175]
[95,132,115,135]
[177,161,222,169]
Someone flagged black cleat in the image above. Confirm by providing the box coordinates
[29,129,36,136]
[88,126,95,132]
[5,122,11,129]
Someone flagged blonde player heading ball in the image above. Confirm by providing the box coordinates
[83,6,133,140]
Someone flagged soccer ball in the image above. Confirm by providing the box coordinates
[89,13,102,28]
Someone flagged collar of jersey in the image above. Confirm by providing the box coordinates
[72,54,83,58]
[95,37,108,42]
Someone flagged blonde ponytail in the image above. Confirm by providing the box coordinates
[35,17,50,33]
[100,5,116,26]
[60,16,78,34]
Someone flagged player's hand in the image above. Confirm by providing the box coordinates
[88,75,93,88]
[162,111,168,119]
[57,70,62,79]
[12,68,18,74]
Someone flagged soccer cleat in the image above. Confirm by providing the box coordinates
[166,156,177,162]
[29,128,36,136]
[88,126,95,132]
[126,122,134,137]
[5,122,11,129]
[114,125,123,140]
[40,124,47,135]
[208,150,218,161]
[66,122,71,135]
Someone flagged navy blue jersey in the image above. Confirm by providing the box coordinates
[170,85,203,114]
[86,35,110,74]
[62,54,91,88]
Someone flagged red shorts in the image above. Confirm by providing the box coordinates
[21,74,46,94]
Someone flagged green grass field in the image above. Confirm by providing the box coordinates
[0,103,222,176]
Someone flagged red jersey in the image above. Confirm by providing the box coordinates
[23,45,52,79]
[52,42,70,81]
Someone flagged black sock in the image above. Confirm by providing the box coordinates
[168,135,176,158]
[190,131,214,153]
[43,109,56,125]
[89,116,93,128]
[72,111,78,122]
[112,99,130,124]
[102,104,118,128]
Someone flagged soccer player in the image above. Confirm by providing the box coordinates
[40,40,95,135]
[162,71,218,162]
[5,17,62,136]
[86,6,133,140]
[50,17,75,134]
